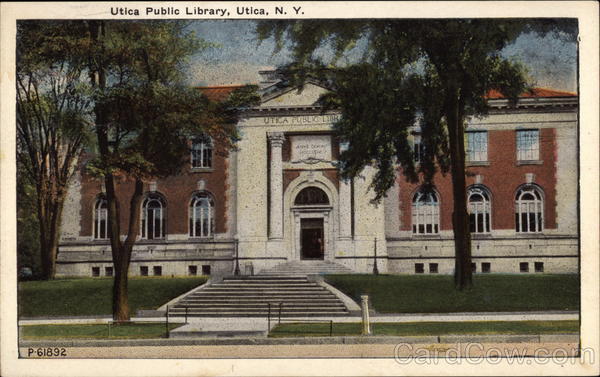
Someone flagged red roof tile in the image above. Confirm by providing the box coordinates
[198,85,244,102]
[486,87,577,99]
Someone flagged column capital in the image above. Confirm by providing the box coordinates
[268,132,286,146]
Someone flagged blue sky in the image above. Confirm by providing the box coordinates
[187,20,577,92]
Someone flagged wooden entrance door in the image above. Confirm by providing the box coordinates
[300,218,324,260]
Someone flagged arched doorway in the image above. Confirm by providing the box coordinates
[293,186,330,260]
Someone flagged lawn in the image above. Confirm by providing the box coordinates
[325,274,579,313]
[18,277,207,317]
[269,320,580,338]
[21,323,182,340]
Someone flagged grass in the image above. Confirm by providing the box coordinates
[269,320,580,338]
[18,276,207,317]
[325,274,579,313]
[21,323,182,340]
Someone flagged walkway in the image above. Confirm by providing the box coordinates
[18,310,578,326]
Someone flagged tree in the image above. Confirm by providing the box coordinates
[83,21,259,321]
[18,20,258,319]
[257,19,576,289]
[16,22,91,279]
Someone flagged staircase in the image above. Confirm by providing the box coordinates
[167,275,351,318]
[259,260,354,275]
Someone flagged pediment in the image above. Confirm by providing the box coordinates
[261,82,330,107]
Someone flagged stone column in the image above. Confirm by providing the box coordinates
[338,142,352,239]
[268,132,285,239]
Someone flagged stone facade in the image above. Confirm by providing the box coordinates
[56,72,578,277]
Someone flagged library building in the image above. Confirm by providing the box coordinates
[56,71,579,277]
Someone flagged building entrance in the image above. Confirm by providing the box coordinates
[300,218,324,260]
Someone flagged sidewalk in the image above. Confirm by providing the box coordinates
[18,310,578,326]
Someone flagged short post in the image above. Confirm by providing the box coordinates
[373,238,379,275]
[234,238,240,276]
[185,306,188,324]
[361,295,371,335]
[108,322,111,338]
[267,303,271,333]
[165,305,169,338]
[329,320,333,337]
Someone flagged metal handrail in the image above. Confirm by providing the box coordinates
[266,302,284,334]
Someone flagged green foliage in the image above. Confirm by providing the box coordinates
[257,19,576,198]
[18,277,207,317]
[17,21,95,279]
[16,172,40,276]
[325,274,579,313]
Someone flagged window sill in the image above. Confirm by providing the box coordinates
[411,234,442,239]
[190,167,214,173]
[516,160,543,166]
[466,161,490,167]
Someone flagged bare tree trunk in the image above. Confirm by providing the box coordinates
[445,86,473,290]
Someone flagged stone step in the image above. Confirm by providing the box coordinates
[222,276,308,281]
[199,288,329,293]
[172,302,346,308]
[168,310,349,317]
[163,269,352,318]
[178,298,343,304]
[169,305,345,313]
[185,291,335,300]
[182,296,338,301]
[210,283,319,288]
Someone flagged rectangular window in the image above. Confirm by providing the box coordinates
[140,266,149,276]
[535,262,544,273]
[471,263,477,273]
[414,263,424,274]
[516,129,539,161]
[466,131,488,162]
[429,263,438,274]
[105,266,113,277]
[191,136,212,168]
[188,265,198,276]
[520,262,529,273]
[481,262,491,273]
[413,134,424,163]
[91,267,100,277]
[153,266,162,276]
[202,265,211,275]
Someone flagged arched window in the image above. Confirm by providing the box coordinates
[294,186,330,205]
[191,135,212,168]
[141,194,166,239]
[94,196,108,240]
[189,192,214,238]
[468,186,491,233]
[515,185,544,233]
[412,188,440,234]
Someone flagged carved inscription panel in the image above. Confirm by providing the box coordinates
[290,135,332,162]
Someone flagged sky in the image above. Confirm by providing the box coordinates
[185,20,577,92]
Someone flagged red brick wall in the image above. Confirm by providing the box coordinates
[398,128,557,231]
[79,143,230,237]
